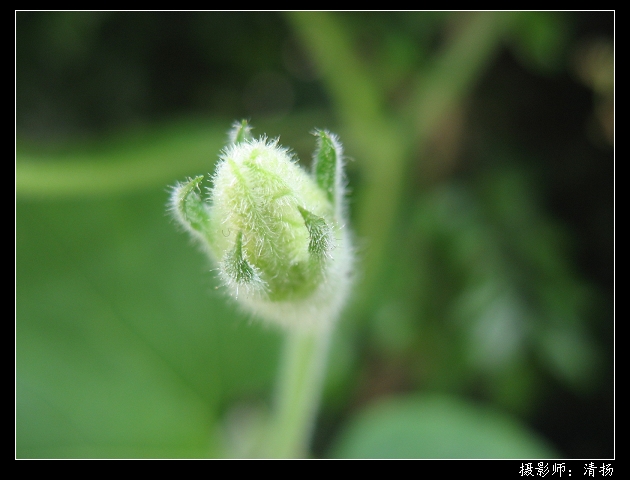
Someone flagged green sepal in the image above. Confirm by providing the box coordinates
[223,231,260,285]
[229,119,254,145]
[173,175,211,236]
[298,206,332,261]
[312,129,340,206]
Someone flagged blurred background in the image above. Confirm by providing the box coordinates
[16,11,614,458]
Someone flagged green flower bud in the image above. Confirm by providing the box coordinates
[170,121,353,331]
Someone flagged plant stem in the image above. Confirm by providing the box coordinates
[264,326,332,458]
[286,11,517,313]
[16,121,227,198]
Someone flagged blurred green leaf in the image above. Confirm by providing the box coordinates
[331,394,558,459]
[16,192,280,458]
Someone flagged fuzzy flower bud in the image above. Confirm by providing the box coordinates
[170,121,353,331]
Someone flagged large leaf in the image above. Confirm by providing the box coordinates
[16,192,280,458]
[331,394,558,459]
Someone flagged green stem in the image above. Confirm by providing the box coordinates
[16,121,227,198]
[264,327,332,458]
[286,11,518,312]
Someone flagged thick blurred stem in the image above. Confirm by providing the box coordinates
[264,327,331,458]
[286,11,517,312]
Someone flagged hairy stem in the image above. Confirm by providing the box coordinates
[264,327,332,458]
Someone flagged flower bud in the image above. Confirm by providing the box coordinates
[170,121,353,331]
